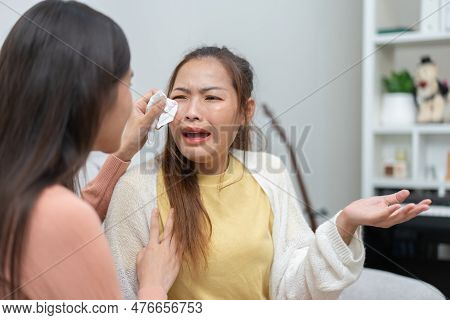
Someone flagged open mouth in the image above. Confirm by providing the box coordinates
[181,127,212,143]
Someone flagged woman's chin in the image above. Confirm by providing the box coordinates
[179,147,215,164]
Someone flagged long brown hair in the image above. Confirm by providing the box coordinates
[0,0,130,298]
[160,46,254,268]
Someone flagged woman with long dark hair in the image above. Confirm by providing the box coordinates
[0,0,180,299]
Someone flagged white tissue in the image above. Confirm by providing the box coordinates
[146,90,179,130]
[145,90,178,145]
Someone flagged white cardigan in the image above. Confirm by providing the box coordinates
[104,150,365,299]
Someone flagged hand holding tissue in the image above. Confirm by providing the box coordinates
[146,90,178,130]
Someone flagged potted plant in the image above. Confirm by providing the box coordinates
[380,70,416,126]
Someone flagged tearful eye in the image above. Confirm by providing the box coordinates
[205,96,221,101]
[172,95,187,101]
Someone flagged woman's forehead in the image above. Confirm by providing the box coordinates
[174,58,233,90]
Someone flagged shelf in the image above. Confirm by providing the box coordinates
[417,125,450,135]
[373,127,414,135]
[373,178,450,190]
[374,32,450,46]
[373,124,450,135]
[362,0,450,198]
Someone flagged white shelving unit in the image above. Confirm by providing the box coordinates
[374,32,450,46]
[362,0,450,198]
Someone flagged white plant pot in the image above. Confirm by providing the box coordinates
[380,93,416,127]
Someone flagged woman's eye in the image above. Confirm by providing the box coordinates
[172,95,187,100]
[205,96,221,101]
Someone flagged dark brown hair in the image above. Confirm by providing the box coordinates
[0,0,130,298]
[160,46,254,268]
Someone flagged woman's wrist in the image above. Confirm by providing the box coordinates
[113,148,133,162]
[336,210,359,245]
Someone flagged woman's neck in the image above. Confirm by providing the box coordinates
[196,152,230,175]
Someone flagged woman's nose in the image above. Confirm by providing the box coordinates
[184,99,202,121]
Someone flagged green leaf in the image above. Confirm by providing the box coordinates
[381,70,414,93]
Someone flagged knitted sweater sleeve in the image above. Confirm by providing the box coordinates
[81,154,130,222]
[269,158,365,300]
[103,166,156,299]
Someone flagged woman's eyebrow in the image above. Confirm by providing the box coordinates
[200,86,226,93]
[173,87,191,94]
[173,86,226,94]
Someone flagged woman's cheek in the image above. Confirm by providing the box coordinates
[168,118,180,136]
[168,122,181,145]
[171,101,185,126]
[117,84,132,125]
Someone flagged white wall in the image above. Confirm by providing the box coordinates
[0,0,362,215]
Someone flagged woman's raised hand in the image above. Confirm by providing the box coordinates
[336,190,432,244]
[114,89,165,162]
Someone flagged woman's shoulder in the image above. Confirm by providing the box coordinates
[28,185,103,253]
[104,159,159,238]
[33,185,99,224]
[107,157,159,211]
[24,185,121,300]
[115,157,159,189]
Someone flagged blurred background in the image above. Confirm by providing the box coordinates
[3,0,450,297]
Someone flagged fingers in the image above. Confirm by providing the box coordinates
[134,89,160,113]
[389,203,415,219]
[379,203,402,219]
[143,89,159,101]
[388,203,430,226]
[142,89,163,110]
[384,189,410,206]
[143,98,165,126]
[162,208,180,256]
[169,233,182,271]
[405,203,430,217]
[387,198,431,221]
[149,208,160,245]
[162,209,175,245]
[136,248,144,263]
[418,199,432,206]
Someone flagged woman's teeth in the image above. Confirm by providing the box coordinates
[182,132,211,138]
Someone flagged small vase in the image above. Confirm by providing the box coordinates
[380,93,416,127]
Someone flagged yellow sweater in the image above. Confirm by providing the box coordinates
[157,154,274,299]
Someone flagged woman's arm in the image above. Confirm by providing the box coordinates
[270,162,365,300]
[271,160,430,300]
[103,176,151,299]
[103,168,180,300]
[136,208,181,298]
[81,154,130,221]
[81,89,165,221]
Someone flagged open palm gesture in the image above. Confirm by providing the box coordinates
[342,190,431,229]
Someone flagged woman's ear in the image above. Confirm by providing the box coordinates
[241,98,256,125]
